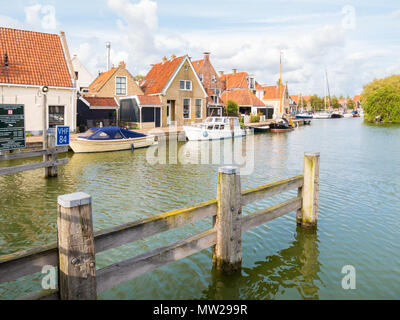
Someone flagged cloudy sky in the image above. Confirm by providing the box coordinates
[1,0,400,96]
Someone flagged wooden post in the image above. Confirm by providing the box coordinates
[299,153,320,228]
[57,192,97,300]
[213,166,242,273]
[47,131,58,177]
[42,92,49,178]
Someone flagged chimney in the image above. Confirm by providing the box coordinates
[171,54,176,60]
[203,52,210,62]
[119,61,126,69]
[232,69,237,74]
[162,56,168,63]
[106,42,111,71]
[59,31,77,81]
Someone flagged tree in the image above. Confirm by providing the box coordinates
[363,84,400,123]
[330,96,341,109]
[134,75,145,82]
[226,100,239,116]
[347,98,355,110]
[310,95,324,111]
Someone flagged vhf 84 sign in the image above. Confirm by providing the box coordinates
[56,126,70,146]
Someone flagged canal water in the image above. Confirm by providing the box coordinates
[1,118,400,300]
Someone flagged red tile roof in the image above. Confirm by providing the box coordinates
[192,59,205,73]
[262,85,286,100]
[83,97,118,107]
[140,56,184,94]
[353,95,360,103]
[136,95,162,105]
[88,67,117,93]
[302,96,311,102]
[220,72,250,90]
[0,27,73,87]
[221,89,265,107]
[290,95,300,104]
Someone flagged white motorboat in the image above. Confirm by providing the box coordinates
[313,112,331,119]
[183,117,245,141]
[343,113,353,118]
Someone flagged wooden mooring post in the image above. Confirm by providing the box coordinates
[213,166,242,273]
[57,192,97,300]
[297,152,320,228]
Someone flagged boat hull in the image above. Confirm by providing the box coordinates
[296,115,313,119]
[183,126,245,141]
[69,135,156,153]
[270,128,294,133]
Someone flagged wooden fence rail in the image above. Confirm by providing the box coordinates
[0,153,320,300]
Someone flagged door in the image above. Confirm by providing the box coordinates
[155,108,161,128]
[167,101,171,125]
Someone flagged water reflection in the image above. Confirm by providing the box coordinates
[203,226,322,300]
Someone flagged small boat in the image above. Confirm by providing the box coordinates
[247,125,270,133]
[313,112,331,119]
[183,117,245,141]
[343,113,353,118]
[70,127,156,153]
[331,112,344,119]
[296,113,313,119]
[352,110,360,118]
[269,118,294,133]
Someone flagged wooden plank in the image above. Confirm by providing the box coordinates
[0,200,217,284]
[57,192,97,300]
[94,199,217,254]
[213,167,242,273]
[97,229,217,293]
[242,175,303,206]
[0,158,68,176]
[0,243,58,284]
[241,197,302,232]
[0,147,68,161]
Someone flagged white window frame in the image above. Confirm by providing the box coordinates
[115,76,127,96]
[200,74,203,82]
[179,80,192,91]
[195,99,202,119]
[211,75,216,83]
[183,98,191,120]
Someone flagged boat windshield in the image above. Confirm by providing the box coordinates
[79,129,97,138]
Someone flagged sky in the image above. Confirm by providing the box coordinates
[1,0,399,97]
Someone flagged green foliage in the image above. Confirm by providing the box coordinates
[310,95,324,111]
[25,132,32,137]
[250,113,260,123]
[134,75,145,82]
[226,100,239,116]
[363,84,400,123]
[331,96,341,109]
[347,98,356,110]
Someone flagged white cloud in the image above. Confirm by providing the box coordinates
[24,4,58,31]
[0,14,24,29]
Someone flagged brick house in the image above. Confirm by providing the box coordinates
[192,53,225,116]
[261,83,290,118]
[0,27,77,134]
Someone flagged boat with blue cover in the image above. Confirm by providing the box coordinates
[69,127,156,153]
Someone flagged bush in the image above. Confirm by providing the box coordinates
[226,100,239,116]
[250,114,260,123]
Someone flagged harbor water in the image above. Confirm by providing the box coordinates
[1,118,400,299]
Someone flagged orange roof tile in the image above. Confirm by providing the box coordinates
[83,97,118,107]
[88,67,117,93]
[192,59,205,73]
[302,96,311,102]
[136,95,162,105]
[353,95,360,103]
[221,89,264,107]
[140,56,184,94]
[290,95,300,104]
[262,85,286,100]
[0,27,73,87]
[220,72,250,90]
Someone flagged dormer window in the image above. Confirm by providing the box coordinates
[116,76,127,96]
[248,77,255,90]
[212,75,216,83]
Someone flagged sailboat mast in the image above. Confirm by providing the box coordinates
[324,70,327,111]
[279,51,283,115]
[325,68,332,109]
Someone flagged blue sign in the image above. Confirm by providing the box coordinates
[56,126,70,146]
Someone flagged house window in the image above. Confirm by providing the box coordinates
[248,77,255,89]
[200,74,203,82]
[183,98,191,119]
[195,99,202,119]
[211,95,218,104]
[48,106,65,128]
[179,80,192,91]
[116,76,127,95]
[212,75,216,83]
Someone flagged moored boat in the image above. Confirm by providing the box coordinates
[331,112,344,119]
[313,112,331,119]
[183,117,245,141]
[296,113,313,119]
[269,118,294,133]
[69,127,156,153]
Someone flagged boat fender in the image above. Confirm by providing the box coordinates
[203,131,209,138]
[131,143,135,151]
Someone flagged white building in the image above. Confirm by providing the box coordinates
[0,28,77,135]
[72,54,94,93]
